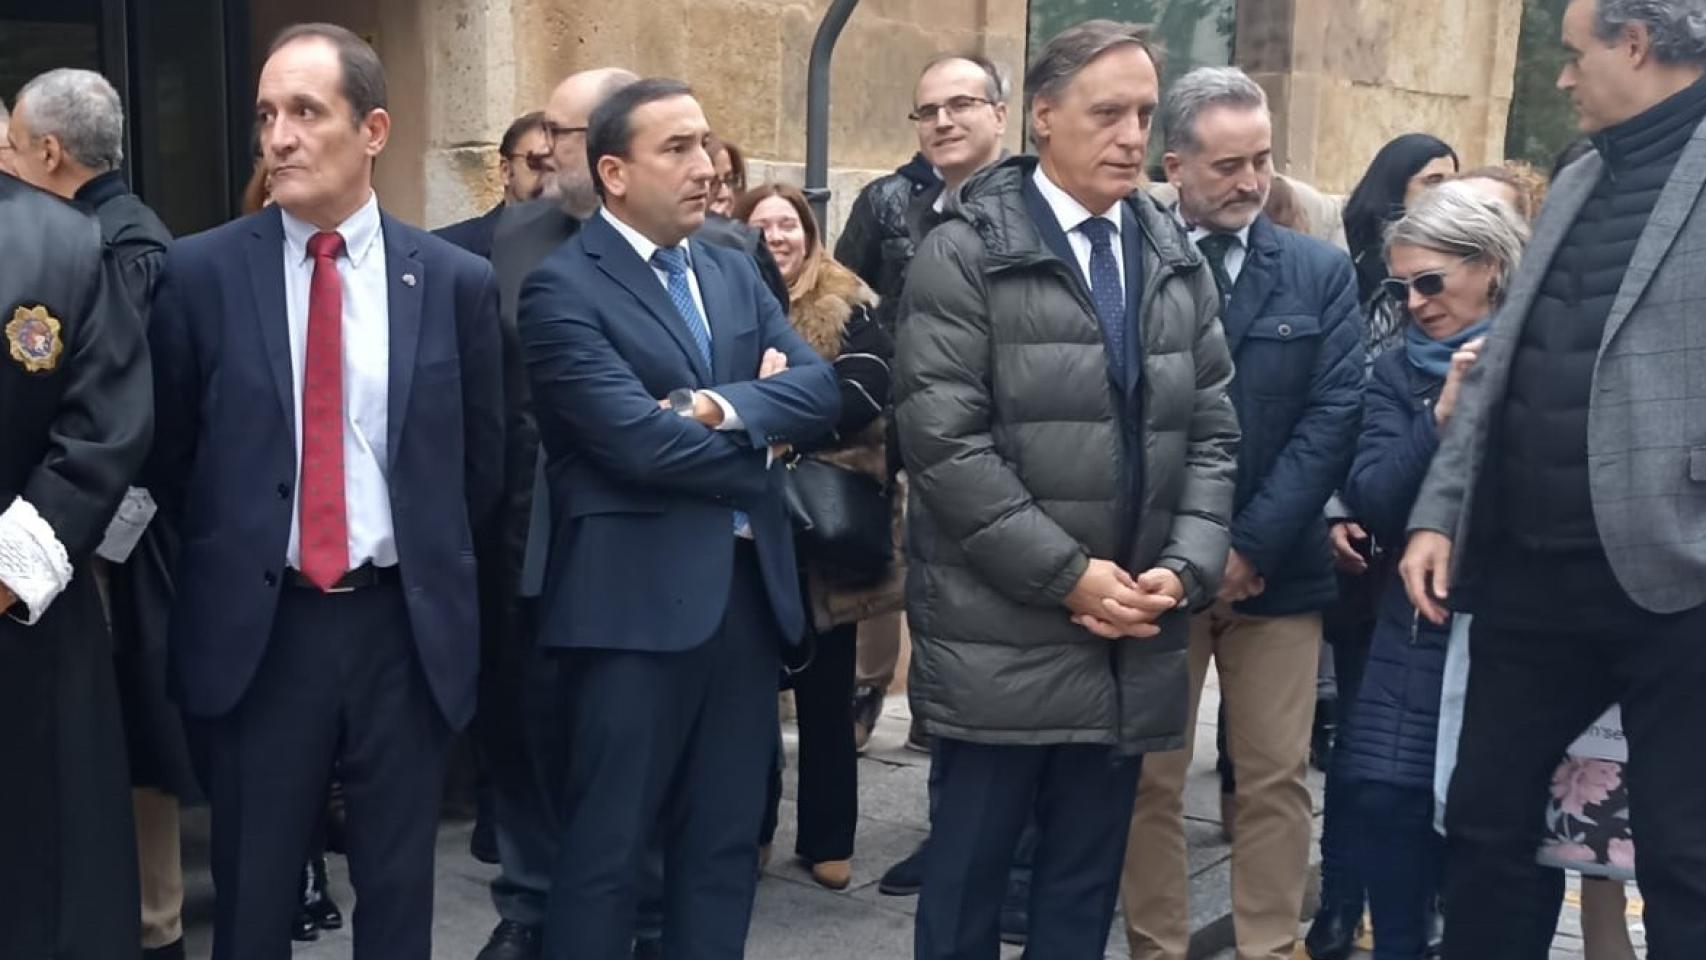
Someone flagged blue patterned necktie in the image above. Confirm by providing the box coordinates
[649,245,750,537]
[1197,232,1238,307]
[650,246,713,371]
[1077,217,1127,384]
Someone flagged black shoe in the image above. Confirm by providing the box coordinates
[878,843,926,896]
[142,939,186,960]
[1310,703,1337,773]
[1303,903,1361,960]
[632,935,663,960]
[471,788,500,865]
[302,854,344,930]
[852,684,885,750]
[476,920,542,960]
[292,906,320,942]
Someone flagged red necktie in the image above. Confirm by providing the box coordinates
[300,231,349,591]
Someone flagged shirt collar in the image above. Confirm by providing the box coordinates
[1173,203,1252,250]
[282,191,383,268]
[601,205,691,271]
[1031,165,1121,239]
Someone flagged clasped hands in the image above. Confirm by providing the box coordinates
[1067,559,1185,639]
[658,348,793,459]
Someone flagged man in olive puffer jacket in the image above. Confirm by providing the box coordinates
[895,20,1239,960]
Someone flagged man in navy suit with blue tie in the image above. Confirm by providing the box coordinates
[146,23,504,960]
[518,78,839,959]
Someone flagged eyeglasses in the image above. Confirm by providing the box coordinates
[909,95,995,125]
[542,121,587,144]
[504,150,554,172]
[1381,256,1475,302]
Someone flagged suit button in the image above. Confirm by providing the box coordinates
[277,483,291,500]
[263,570,278,587]
[1277,323,1294,338]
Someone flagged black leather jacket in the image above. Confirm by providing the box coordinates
[833,154,942,332]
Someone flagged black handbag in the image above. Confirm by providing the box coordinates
[783,456,893,586]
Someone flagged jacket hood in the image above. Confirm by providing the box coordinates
[950,154,1203,276]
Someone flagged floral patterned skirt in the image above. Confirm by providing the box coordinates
[1537,706,1636,882]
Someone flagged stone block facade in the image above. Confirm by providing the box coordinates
[247,0,1524,230]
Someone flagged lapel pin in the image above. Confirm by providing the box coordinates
[402,272,417,287]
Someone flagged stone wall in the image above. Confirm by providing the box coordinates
[1238,0,1525,195]
[407,0,1029,233]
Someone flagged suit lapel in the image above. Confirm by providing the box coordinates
[1602,118,1706,352]
[586,214,711,384]
[384,214,424,468]
[692,241,745,384]
[1222,217,1282,355]
[245,206,295,433]
[1120,204,1146,400]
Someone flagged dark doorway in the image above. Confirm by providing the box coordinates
[0,0,251,234]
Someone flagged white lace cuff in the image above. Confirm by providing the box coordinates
[0,497,73,625]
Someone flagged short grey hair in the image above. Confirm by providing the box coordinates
[1161,66,1268,155]
[1594,0,1706,66]
[1385,181,1532,305]
[1024,19,1161,144]
[919,52,1011,104]
[16,68,124,172]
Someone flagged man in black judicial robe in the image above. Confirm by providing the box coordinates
[0,172,154,959]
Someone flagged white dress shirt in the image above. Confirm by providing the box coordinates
[280,192,397,570]
[1032,165,1126,292]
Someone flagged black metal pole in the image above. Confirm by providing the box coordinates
[805,0,860,229]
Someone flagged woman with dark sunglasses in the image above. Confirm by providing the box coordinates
[1338,182,1529,960]
[1309,131,1461,960]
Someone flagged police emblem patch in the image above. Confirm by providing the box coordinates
[7,304,64,373]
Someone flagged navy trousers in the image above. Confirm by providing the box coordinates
[543,543,783,960]
[1354,781,1442,960]
[915,739,1141,960]
[190,579,449,960]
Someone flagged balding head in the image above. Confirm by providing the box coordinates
[543,67,638,216]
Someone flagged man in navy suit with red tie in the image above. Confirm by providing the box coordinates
[518,78,840,958]
[147,23,504,960]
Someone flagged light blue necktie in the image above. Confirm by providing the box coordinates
[1077,217,1128,385]
[650,246,750,538]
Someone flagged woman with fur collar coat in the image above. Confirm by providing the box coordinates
[735,183,898,891]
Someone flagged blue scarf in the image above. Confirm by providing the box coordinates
[1405,319,1491,379]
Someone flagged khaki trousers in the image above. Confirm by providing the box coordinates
[855,611,903,692]
[1122,604,1321,960]
[134,787,184,949]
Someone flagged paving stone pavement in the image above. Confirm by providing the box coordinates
[177,669,1643,959]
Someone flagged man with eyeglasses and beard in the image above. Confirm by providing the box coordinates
[438,111,556,261]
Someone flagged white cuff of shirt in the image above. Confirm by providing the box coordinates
[700,390,776,467]
[703,390,744,434]
[0,496,74,625]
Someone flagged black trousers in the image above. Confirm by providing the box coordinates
[480,601,572,927]
[763,619,858,862]
[189,579,449,960]
[1318,574,1376,915]
[543,544,782,960]
[1442,606,1706,960]
[915,738,1142,960]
